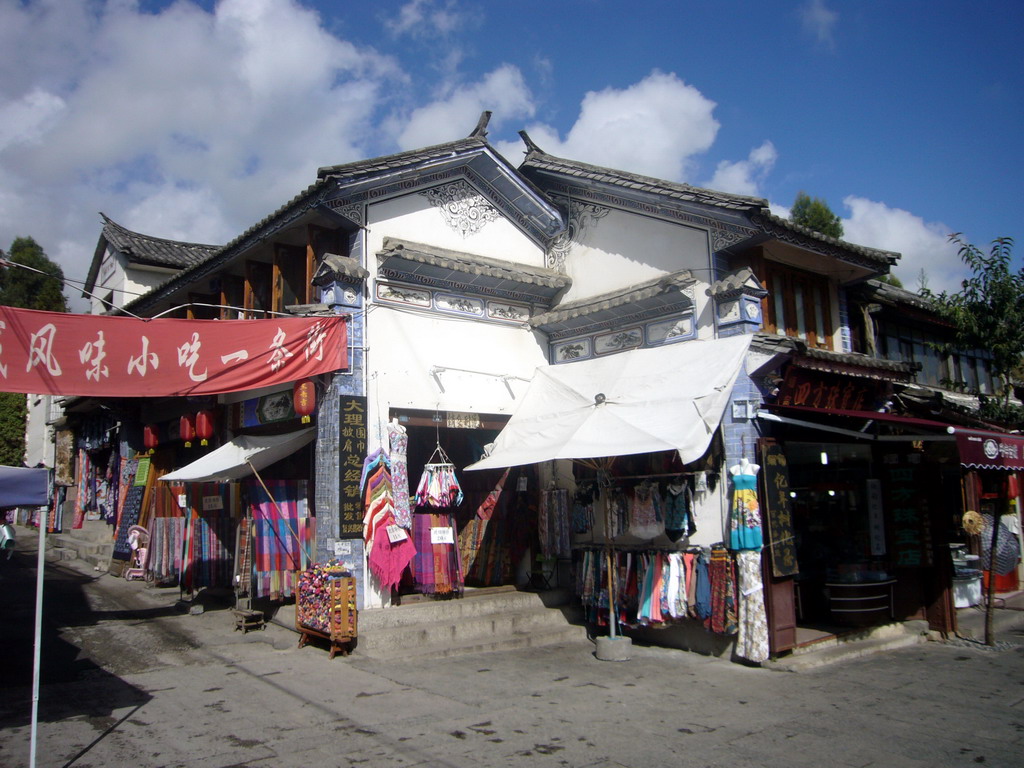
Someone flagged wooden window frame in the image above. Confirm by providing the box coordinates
[244,261,272,319]
[219,275,245,320]
[763,264,834,349]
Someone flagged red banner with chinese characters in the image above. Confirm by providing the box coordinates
[0,306,347,397]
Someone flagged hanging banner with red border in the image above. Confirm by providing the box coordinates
[0,306,347,397]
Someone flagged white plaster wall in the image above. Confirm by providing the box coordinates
[367,193,548,269]
[24,395,47,467]
[561,208,711,299]
[560,208,718,340]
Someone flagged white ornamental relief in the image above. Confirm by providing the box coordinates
[546,198,609,271]
[422,181,500,238]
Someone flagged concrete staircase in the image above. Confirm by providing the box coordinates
[43,519,114,569]
[327,586,588,660]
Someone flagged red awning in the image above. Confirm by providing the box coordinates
[953,429,1024,471]
[764,404,952,430]
[764,404,1024,472]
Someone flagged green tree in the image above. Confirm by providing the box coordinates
[790,191,844,240]
[926,234,1023,410]
[0,236,68,465]
[0,236,68,312]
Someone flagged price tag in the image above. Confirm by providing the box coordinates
[202,495,223,511]
[430,526,454,545]
[387,525,409,543]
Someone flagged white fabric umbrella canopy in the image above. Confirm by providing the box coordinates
[159,429,315,483]
[466,334,752,470]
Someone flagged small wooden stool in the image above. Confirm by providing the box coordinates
[233,608,265,633]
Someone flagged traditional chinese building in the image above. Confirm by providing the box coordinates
[35,113,1020,662]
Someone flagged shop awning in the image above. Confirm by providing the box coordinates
[159,429,315,483]
[759,404,1024,471]
[0,465,49,505]
[952,429,1024,471]
[465,334,752,470]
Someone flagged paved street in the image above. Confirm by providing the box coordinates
[2,532,1023,768]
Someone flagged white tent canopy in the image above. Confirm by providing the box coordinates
[159,429,315,483]
[466,334,752,471]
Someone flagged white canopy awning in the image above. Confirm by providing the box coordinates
[466,334,752,471]
[159,429,315,483]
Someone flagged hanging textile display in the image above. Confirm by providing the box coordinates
[249,479,314,599]
[663,477,696,542]
[181,483,235,592]
[572,481,597,534]
[728,459,763,551]
[412,512,463,596]
[708,544,738,635]
[628,480,663,539]
[72,449,89,529]
[458,469,513,587]
[387,420,413,529]
[360,448,416,591]
[414,443,464,508]
[149,516,185,584]
[111,456,149,572]
[539,488,572,558]
[735,550,770,662]
[575,546,738,636]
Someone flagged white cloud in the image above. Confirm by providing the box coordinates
[800,0,839,49]
[387,0,466,38]
[705,140,777,197]
[397,64,535,149]
[841,196,964,293]
[0,0,406,297]
[512,71,719,182]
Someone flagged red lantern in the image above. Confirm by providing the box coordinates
[196,410,215,446]
[293,379,316,423]
[179,414,196,447]
[143,424,159,452]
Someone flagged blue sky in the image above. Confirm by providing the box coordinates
[1,0,1020,306]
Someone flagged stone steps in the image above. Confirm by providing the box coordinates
[44,520,114,568]
[283,587,589,661]
[765,620,931,672]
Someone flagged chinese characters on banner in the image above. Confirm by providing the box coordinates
[777,367,883,412]
[760,441,799,578]
[882,463,933,568]
[338,395,367,540]
[0,306,347,397]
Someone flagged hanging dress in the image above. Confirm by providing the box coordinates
[728,471,763,551]
[387,421,412,529]
[735,550,770,663]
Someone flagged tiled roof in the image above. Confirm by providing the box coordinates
[859,278,939,312]
[518,137,899,270]
[754,212,899,268]
[380,238,569,289]
[520,146,766,213]
[98,214,220,268]
[316,136,488,181]
[87,214,221,294]
[378,238,570,304]
[751,332,918,381]
[530,270,694,334]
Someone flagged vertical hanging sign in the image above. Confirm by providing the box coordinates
[338,395,367,539]
[882,462,932,568]
[760,441,799,578]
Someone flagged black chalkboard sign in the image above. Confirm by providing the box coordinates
[338,395,368,539]
[760,441,799,578]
